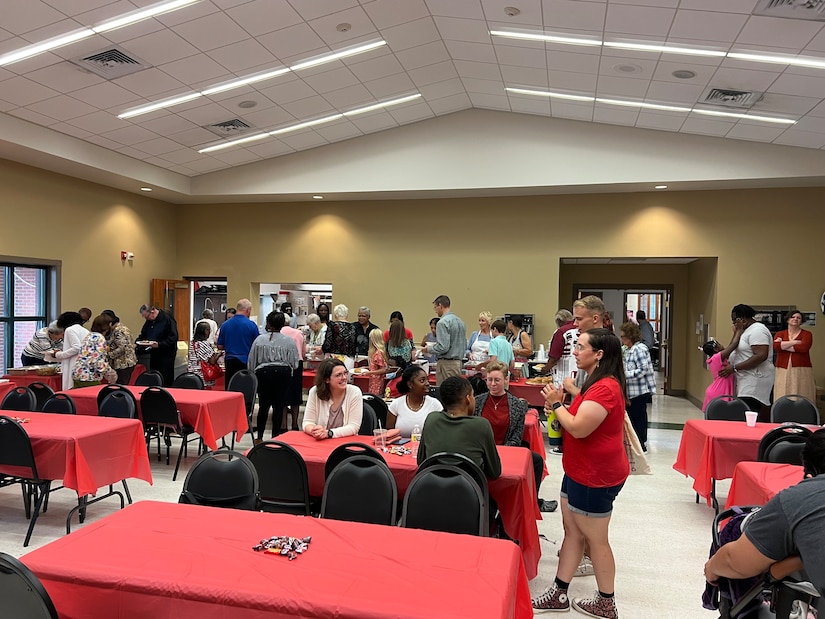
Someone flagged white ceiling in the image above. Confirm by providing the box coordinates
[2,0,825,202]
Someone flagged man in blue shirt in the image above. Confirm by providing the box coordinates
[426,295,467,386]
[217,298,260,387]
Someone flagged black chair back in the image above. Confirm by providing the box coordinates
[418,451,489,511]
[324,442,385,479]
[1,387,36,412]
[179,450,261,511]
[362,394,388,428]
[135,370,164,387]
[27,382,55,411]
[99,391,137,419]
[41,393,76,414]
[401,463,486,536]
[359,402,378,435]
[771,394,819,425]
[428,386,441,403]
[140,386,179,427]
[705,395,748,421]
[96,384,135,413]
[227,370,257,418]
[0,552,59,618]
[757,424,812,464]
[320,455,398,525]
[247,440,311,515]
[172,372,205,390]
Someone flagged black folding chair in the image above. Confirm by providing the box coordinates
[705,395,748,421]
[99,391,137,419]
[172,372,205,390]
[140,386,198,481]
[178,449,260,511]
[0,552,59,618]
[134,370,164,387]
[1,387,36,412]
[324,442,386,479]
[247,440,311,515]
[362,393,388,428]
[227,370,257,448]
[771,395,819,425]
[41,393,76,414]
[320,455,398,525]
[27,382,55,412]
[96,384,135,413]
[359,402,378,435]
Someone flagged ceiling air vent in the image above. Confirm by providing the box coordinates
[754,0,825,20]
[204,119,256,137]
[701,88,763,108]
[70,46,150,79]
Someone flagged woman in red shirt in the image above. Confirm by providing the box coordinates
[532,328,629,618]
[773,310,815,402]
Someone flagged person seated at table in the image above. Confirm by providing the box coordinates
[303,358,363,440]
[417,376,501,480]
[188,322,223,388]
[705,428,825,602]
[21,324,64,366]
[474,361,556,513]
[72,314,117,388]
[471,320,514,372]
[387,365,442,437]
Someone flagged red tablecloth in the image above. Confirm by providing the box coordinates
[22,501,533,619]
[673,419,782,504]
[0,412,152,496]
[724,462,804,509]
[508,379,547,407]
[278,431,542,579]
[63,385,248,451]
[524,410,548,480]
[0,380,18,402]
[2,373,63,391]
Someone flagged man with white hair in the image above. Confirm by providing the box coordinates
[352,306,379,356]
[217,298,260,387]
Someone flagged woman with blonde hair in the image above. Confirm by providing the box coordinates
[467,310,493,365]
[365,328,390,395]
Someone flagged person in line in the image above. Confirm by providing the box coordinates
[533,329,629,617]
[705,427,825,601]
[102,309,137,385]
[195,308,219,345]
[635,310,656,350]
[474,361,557,512]
[565,295,607,398]
[507,315,533,363]
[20,324,63,366]
[303,358,363,440]
[467,311,493,366]
[316,302,331,326]
[365,328,390,396]
[48,311,89,391]
[280,302,298,329]
[188,322,222,388]
[619,322,656,452]
[425,295,467,386]
[419,317,439,364]
[136,304,179,387]
[281,318,307,432]
[322,303,357,369]
[215,307,237,342]
[217,298,260,388]
[773,309,815,402]
[353,306,379,357]
[78,307,92,326]
[718,304,775,421]
[417,376,501,480]
[541,309,578,379]
[700,328,741,411]
[304,313,327,359]
[248,312,299,442]
[72,314,116,388]
[386,319,413,370]
[383,310,413,342]
[472,319,513,372]
[387,365,442,437]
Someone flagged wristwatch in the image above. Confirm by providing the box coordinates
[327,429,333,439]
[551,402,563,411]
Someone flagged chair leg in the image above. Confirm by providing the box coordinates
[172,435,187,481]
[121,480,132,504]
[21,483,32,519]
[23,482,49,547]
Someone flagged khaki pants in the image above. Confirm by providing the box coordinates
[436,359,462,386]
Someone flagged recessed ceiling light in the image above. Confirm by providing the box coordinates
[313,195,324,200]
[654,185,668,190]
[140,187,153,192]
[672,69,696,79]
[614,63,642,74]
[504,7,521,17]
[237,100,257,109]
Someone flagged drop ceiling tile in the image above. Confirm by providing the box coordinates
[41,0,115,15]
[161,54,231,84]
[142,155,177,167]
[547,69,597,92]
[500,64,548,88]
[348,53,406,81]
[206,38,279,73]
[86,134,128,150]
[280,94,336,118]
[0,76,60,106]
[418,77,465,99]
[494,43,546,69]
[605,4,676,37]
[301,66,360,93]
[388,99,434,123]
[174,12,250,53]
[28,94,97,121]
[808,99,825,117]
[258,78,318,104]
[71,81,143,107]
[120,29,201,67]
[462,76,504,95]
[596,75,650,98]
[2,50,72,76]
[312,118,360,141]
[541,0,608,32]
[133,135,182,155]
[245,139,296,157]
[425,0,484,19]
[646,80,704,104]
[669,10,747,43]
[445,40,497,64]
[349,109,398,132]
[177,101,239,124]
[365,71,421,98]
[736,16,823,52]
[754,93,819,116]
[212,90,277,112]
[278,129,328,150]
[8,107,59,126]
[482,0,543,26]
[768,73,825,98]
[593,105,639,126]
[772,128,825,149]
[2,0,65,36]
[709,66,780,92]
[210,147,261,164]
[787,115,825,134]
[550,100,594,121]
[680,116,735,136]
[288,0,360,22]
[609,0,679,7]
[677,0,757,13]
[427,91,471,113]
[650,60,717,85]
[116,68,189,98]
[545,50,600,74]
[237,105,294,129]
[322,83,374,108]
[433,16,490,44]
[364,0,429,29]
[100,124,159,145]
[467,91,510,110]
[153,0,221,28]
[509,95,551,116]
[25,61,105,92]
[452,59,501,80]
[166,126,218,147]
[383,18,441,52]
[599,57,657,80]
[726,122,787,142]
[186,157,230,173]
[395,40,451,70]
[226,0,303,37]
[636,110,686,131]
[67,109,130,133]
[258,23,326,59]
[169,164,198,175]
[307,6,377,47]
[805,27,825,53]
[50,121,94,139]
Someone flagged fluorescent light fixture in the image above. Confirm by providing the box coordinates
[596,98,691,113]
[312,195,324,200]
[343,93,422,116]
[692,108,796,124]
[654,185,668,190]
[198,133,270,153]
[506,87,594,102]
[727,51,825,70]
[140,187,153,192]
[604,41,725,57]
[269,114,343,136]
[0,29,94,66]
[490,30,602,47]
[93,0,202,33]
[200,68,291,96]
[118,92,203,119]
[290,40,387,71]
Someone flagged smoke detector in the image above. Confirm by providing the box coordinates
[504,6,521,17]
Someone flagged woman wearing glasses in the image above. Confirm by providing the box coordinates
[533,329,629,618]
[302,358,363,440]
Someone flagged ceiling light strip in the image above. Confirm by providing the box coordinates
[727,51,825,70]
[506,87,796,125]
[118,93,204,119]
[92,0,202,33]
[290,40,387,71]
[489,30,601,47]
[198,93,421,154]
[603,41,726,57]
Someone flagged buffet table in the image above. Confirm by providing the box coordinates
[2,372,63,391]
[23,501,533,619]
[724,462,804,509]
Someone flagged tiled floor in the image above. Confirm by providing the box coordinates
[0,379,726,617]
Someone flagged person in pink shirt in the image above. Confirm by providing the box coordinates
[700,328,741,412]
[281,321,306,432]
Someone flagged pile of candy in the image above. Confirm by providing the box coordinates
[12,417,30,424]
[388,445,412,456]
[253,535,311,560]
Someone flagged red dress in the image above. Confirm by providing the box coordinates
[368,350,387,395]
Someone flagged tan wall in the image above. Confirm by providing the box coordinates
[0,160,178,335]
[3,158,824,404]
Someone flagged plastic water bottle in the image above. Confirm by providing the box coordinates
[410,424,421,455]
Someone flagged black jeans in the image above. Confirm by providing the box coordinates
[21,352,43,366]
[627,394,650,450]
[255,365,292,440]
[224,357,247,390]
[521,442,545,504]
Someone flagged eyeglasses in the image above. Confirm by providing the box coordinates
[331,370,349,378]
[485,377,505,384]
[574,343,595,352]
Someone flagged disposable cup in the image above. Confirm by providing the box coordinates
[373,428,388,450]
[745,411,758,427]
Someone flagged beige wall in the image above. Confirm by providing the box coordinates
[3,159,824,404]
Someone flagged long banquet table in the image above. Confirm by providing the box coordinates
[724,461,804,509]
[63,385,248,451]
[277,430,542,579]
[22,500,534,619]
[2,372,63,391]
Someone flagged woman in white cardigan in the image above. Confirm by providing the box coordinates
[47,311,89,391]
[303,358,363,440]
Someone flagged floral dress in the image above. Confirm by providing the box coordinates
[188,339,217,387]
[368,349,387,395]
[72,332,113,384]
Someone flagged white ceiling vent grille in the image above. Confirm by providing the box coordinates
[702,88,763,108]
[70,46,150,79]
[754,0,825,20]
[204,119,256,137]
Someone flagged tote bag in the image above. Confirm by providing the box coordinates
[201,360,224,382]
[623,412,652,475]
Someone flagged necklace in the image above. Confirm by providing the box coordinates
[489,394,507,410]
[406,395,424,412]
